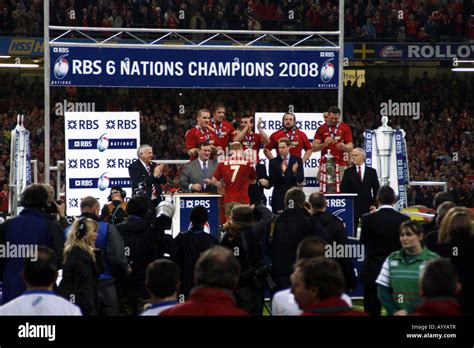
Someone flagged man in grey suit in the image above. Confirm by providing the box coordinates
[179,141,218,193]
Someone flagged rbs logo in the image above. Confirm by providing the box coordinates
[74,179,94,187]
[72,60,102,75]
[79,120,99,130]
[106,119,137,130]
[327,199,346,208]
[69,159,99,169]
[180,200,211,209]
[107,158,135,169]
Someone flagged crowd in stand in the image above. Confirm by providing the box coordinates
[0,0,473,40]
[0,71,471,208]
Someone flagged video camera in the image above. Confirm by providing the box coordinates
[134,181,146,196]
[155,200,174,230]
[241,261,278,292]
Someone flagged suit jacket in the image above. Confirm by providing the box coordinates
[128,159,167,200]
[340,165,380,220]
[248,163,269,205]
[360,207,410,284]
[179,159,218,193]
[268,155,304,213]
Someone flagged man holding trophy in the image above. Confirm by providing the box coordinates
[312,106,354,193]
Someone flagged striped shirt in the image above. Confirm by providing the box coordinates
[376,248,439,313]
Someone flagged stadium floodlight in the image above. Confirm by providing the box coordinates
[0,63,39,68]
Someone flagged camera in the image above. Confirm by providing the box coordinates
[134,181,146,196]
[155,200,175,230]
[241,262,277,291]
[45,200,63,215]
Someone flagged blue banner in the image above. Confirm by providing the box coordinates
[394,130,408,207]
[50,46,339,89]
[326,195,355,238]
[0,37,44,56]
[68,138,137,150]
[69,177,131,189]
[363,129,373,167]
[178,196,220,238]
[347,42,474,60]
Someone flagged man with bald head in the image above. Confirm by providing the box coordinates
[340,148,380,230]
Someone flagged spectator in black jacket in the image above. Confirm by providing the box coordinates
[251,203,274,250]
[267,187,326,291]
[360,185,410,317]
[172,205,217,298]
[58,218,104,316]
[308,192,358,291]
[221,204,265,315]
[0,184,65,305]
[115,195,168,315]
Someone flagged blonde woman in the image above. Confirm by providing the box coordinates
[437,206,473,244]
[434,207,474,315]
[58,218,104,315]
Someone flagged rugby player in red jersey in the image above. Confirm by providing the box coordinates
[212,142,256,220]
[185,109,218,160]
[264,112,312,162]
[312,106,353,177]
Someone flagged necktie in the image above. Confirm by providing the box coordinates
[146,163,158,198]
[202,161,208,178]
[283,156,288,166]
[202,161,208,192]
[358,166,362,182]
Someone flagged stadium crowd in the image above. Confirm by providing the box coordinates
[0,70,472,208]
[0,182,473,316]
[0,0,473,40]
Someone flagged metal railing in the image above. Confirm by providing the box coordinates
[409,181,447,192]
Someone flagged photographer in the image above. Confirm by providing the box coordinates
[42,183,68,229]
[221,205,265,315]
[0,184,65,304]
[100,186,128,226]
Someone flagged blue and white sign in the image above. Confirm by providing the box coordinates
[325,194,356,238]
[65,112,140,216]
[50,46,339,89]
[179,196,220,239]
[163,194,221,238]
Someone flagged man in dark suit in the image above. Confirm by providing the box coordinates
[128,144,167,207]
[340,147,380,229]
[360,185,410,317]
[248,162,270,205]
[179,141,218,193]
[268,137,304,214]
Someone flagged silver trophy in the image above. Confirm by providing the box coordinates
[374,116,394,186]
[325,149,335,184]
